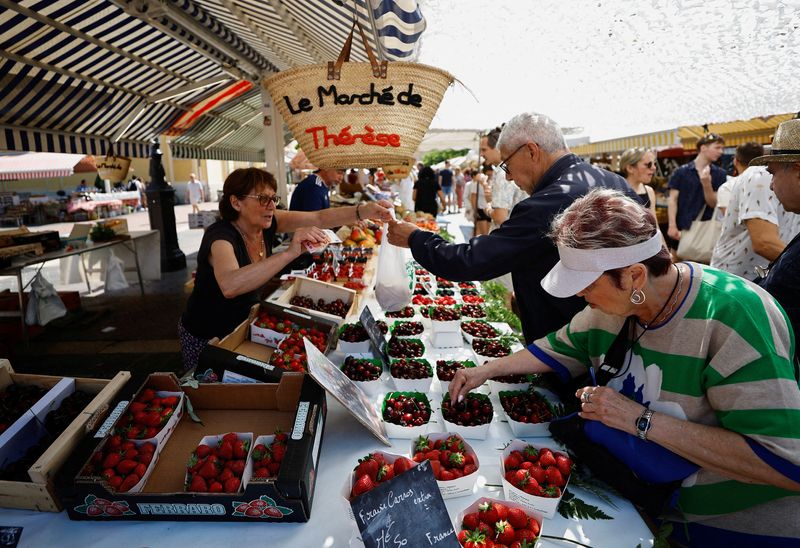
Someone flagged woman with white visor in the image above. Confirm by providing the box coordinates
[450,189,800,545]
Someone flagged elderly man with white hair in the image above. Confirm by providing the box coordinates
[388,111,637,343]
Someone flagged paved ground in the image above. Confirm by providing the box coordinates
[2,203,473,380]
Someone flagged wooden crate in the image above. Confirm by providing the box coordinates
[0,360,130,511]
[0,242,43,259]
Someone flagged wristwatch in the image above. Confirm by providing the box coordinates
[635,408,654,441]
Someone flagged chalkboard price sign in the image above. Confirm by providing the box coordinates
[349,460,459,548]
[360,305,388,365]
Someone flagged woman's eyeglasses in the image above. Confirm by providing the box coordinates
[244,194,281,206]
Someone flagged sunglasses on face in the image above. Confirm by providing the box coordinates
[243,194,280,206]
[643,161,656,169]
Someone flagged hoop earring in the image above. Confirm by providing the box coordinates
[630,288,646,305]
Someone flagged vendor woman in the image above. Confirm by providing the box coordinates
[180,167,393,372]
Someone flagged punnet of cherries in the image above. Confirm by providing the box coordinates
[500,390,555,424]
[430,306,460,322]
[441,393,493,427]
[289,295,349,318]
[385,306,415,318]
[390,358,432,380]
[391,321,424,337]
[436,360,476,382]
[382,393,431,427]
[341,356,382,382]
[459,304,486,318]
[473,338,512,358]
[387,337,424,358]
[462,320,499,339]
[339,323,369,343]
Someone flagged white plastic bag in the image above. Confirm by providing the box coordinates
[104,250,130,291]
[374,215,413,312]
[25,272,67,326]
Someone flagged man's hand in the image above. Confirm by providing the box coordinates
[387,219,417,248]
[699,165,712,187]
[363,200,394,223]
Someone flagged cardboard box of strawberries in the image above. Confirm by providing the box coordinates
[62,372,326,522]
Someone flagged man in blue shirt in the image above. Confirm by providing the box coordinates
[289,168,344,212]
[438,160,455,213]
[751,118,800,363]
[667,133,727,245]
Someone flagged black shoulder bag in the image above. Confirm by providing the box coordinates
[548,316,683,518]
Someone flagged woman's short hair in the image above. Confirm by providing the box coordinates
[549,189,672,286]
[496,112,567,154]
[618,147,651,179]
[219,168,277,221]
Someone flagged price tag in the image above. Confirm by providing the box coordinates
[360,304,388,365]
[349,460,458,548]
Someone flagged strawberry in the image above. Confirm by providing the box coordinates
[526,518,540,536]
[522,446,538,463]
[116,459,138,475]
[495,520,515,545]
[376,463,394,482]
[506,508,528,529]
[134,463,147,478]
[515,528,538,542]
[504,453,522,471]
[138,389,155,403]
[102,453,122,470]
[229,460,245,477]
[445,435,465,452]
[449,452,465,469]
[392,456,415,476]
[351,474,375,498]
[425,449,441,462]
[218,440,234,460]
[538,448,556,468]
[198,460,219,479]
[493,502,509,521]
[209,481,223,493]
[267,462,281,476]
[109,475,123,490]
[555,453,573,477]
[462,511,481,530]
[542,485,562,498]
[478,501,499,526]
[528,465,546,485]
[463,529,492,548]
[429,459,441,478]
[523,481,542,496]
[439,469,454,481]
[545,467,566,487]
[355,454,380,480]
[464,464,477,475]
[122,448,138,460]
[195,444,212,459]
[189,475,208,492]
[233,439,248,459]
[271,444,286,462]
[223,477,241,493]
[222,432,239,446]
[254,467,270,478]
[415,435,432,453]
[511,540,537,548]
[119,473,140,492]
[129,402,147,414]
[274,429,288,443]
[161,396,179,407]
[458,529,470,546]
[108,435,123,450]
[252,443,269,461]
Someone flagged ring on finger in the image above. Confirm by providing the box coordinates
[582,391,590,403]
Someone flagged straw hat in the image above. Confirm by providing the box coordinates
[750,118,800,166]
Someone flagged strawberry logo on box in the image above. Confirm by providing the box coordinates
[232,496,292,519]
[74,494,136,517]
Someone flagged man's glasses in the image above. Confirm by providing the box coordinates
[243,194,280,206]
[498,143,528,175]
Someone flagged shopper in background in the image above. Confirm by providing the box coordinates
[471,168,493,236]
[619,148,658,217]
[180,168,393,373]
[413,165,444,217]
[711,141,800,279]
[388,111,636,344]
[338,168,363,196]
[438,160,455,213]
[289,168,344,211]
[450,189,800,546]
[187,173,205,214]
[480,126,527,228]
[752,118,800,361]
[667,134,727,244]
[454,167,466,210]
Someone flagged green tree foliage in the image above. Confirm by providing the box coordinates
[422,148,470,167]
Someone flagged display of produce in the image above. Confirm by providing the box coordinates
[390,320,424,337]
[441,393,493,427]
[349,451,416,499]
[412,434,478,480]
[390,358,432,380]
[473,338,512,359]
[252,311,297,334]
[251,430,288,479]
[460,304,487,318]
[387,337,424,358]
[457,500,541,546]
[341,356,383,382]
[462,320,500,339]
[503,445,572,498]
[82,438,157,493]
[500,391,555,425]
[113,389,180,440]
[435,360,476,382]
[341,224,381,248]
[185,433,250,493]
[382,393,431,427]
[385,306,415,318]
[289,295,349,318]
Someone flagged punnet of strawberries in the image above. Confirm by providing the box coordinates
[441,393,493,427]
[434,296,457,306]
[415,268,430,276]
[458,500,541,547]
[500,390,555,424]
[341,356,382,382]
[461,295,485,304]
[251,429,288,479]
[350,451,417,499]
[185,432,250,493]
[412,434,478,481]
[385,306,415,318]
[390,358,432,380]
[269,328,329,372]
[412,294,433,306]
[458,281,476,289]
[462,320,500,339]
[114,388,180,440]
[436,360,476,382]
[252,312,297,333]
[387,337,424,358]
[82,437,156,492]
[503,445,572,499]
[382,392,431,427]
[459,304,486,318]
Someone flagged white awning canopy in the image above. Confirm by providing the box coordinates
[0,152,88,181]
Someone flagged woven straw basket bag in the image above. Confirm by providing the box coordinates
[264,23,453,169]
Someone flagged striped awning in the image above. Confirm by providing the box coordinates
[0,0,426,161]
[679,113,795,151]
[571,129,681,157]
[0,151,88,180]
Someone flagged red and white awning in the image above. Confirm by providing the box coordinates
[0,152,88,181]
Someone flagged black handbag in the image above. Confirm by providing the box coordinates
[548,316,683,518]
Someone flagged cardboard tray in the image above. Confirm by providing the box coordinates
[0,360,130,512]
[64,373,327,522]
[273,276,358,324]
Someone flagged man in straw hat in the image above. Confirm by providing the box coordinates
[750,117,800,360]
[387,111,637,344]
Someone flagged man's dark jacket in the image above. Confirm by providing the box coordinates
[409,153,638,344]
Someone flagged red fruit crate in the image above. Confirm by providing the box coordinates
[64,373,326,522]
